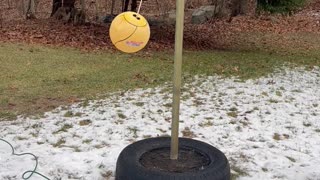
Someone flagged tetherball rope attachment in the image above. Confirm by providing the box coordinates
[0,138,50,180]
[137,0,143,14]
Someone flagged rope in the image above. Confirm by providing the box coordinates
[137,0,143,14]
[0,138,51,180]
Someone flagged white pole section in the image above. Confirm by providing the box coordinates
[170,0,185,160]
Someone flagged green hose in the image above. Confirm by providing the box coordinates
[0,138,51,180]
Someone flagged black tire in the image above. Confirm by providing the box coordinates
[116,137,230,180]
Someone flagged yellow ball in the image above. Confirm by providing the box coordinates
[109,12,150,53]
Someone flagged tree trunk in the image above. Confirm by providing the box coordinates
[51,0,75,17]
[51,0,85,24]
[240,0,257,15]
[124,0,130,11]
[123,0,138,12]
[26,0,36,19]
[93,0,99,20]
[231,0,257,16]
[51,0,60,16]
[131,0,137,12]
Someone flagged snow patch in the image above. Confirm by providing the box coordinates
[1,67,320,180]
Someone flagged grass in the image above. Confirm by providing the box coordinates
[0,43,172,119]
[233,32,320,57]
[53,124,73,134]
[52,138,66,148]
[231,165,248,180]
[182,127,196,138]
[227,111,238,118]
[273,133,281,141]
[0,111,17,121]
[79,119,92,126]
[199,120,213,127]
[0,42,319,120]
[127,127,139,138]
[303,122,312,127]
[286,156,296,162]
[64,111,74,117]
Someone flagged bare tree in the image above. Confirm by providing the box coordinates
[51,0,86,24]
[26,0,36,19]
[51,0,75,17]
[0,9,3,28]
[123,0,137,12]
[7,0,12,9]
[230,0,257,16]
[93,0,100,20]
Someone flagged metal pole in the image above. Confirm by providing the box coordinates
[170,0,185,160]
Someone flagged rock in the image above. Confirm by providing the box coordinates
[157,10,176,26]
[148,18,166,27]
[192,9,207,24]
[167,10,176,25]
[168,10,176,19]
[200,5,216,19]
[192,5,217,24]
[101,14,116,24]
[215,4,222,14]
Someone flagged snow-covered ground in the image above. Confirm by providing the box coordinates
[0,67,320,180]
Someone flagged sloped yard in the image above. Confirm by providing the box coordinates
[0,66,319,180]
[1,2,320,178]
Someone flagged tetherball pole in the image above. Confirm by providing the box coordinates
[170,0,185,160]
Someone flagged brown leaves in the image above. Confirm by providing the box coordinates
[0,1,319,52]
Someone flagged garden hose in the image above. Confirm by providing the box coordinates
[0,138,51,180]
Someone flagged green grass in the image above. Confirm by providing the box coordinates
[183,49,320,79]
[0,43,319,120]
[53,124,73,134]
[0,43,172,119]
[231,166,248,180]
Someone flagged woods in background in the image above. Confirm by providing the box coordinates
[0,0,307,24]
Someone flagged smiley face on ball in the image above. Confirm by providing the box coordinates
[109,12,150,53]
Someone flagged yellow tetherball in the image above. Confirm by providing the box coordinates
[109,12,150,53]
